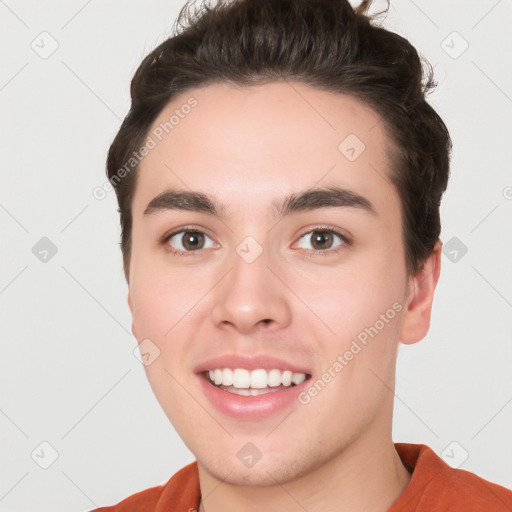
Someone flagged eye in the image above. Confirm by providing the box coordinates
[295,228,350,255]
[160,226,350,257]
[163,228,218,255]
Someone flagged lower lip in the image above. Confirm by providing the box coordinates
[198,374,310,420]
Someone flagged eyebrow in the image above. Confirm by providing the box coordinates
[143,186,377,219]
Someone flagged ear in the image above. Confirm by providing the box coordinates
[400,239,442,345]
[127,291,137,339]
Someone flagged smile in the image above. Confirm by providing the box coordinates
[198,366,312,419]
[206,368,307,395]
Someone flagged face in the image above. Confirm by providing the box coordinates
[127,81,432,486]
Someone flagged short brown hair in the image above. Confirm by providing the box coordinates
[106,0,452,281]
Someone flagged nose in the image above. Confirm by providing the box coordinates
[210,246,292,334]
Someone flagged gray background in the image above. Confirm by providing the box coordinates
[1,0,511,511]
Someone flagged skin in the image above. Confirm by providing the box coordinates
[127,81,442,512]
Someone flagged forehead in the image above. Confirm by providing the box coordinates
[132,81,398,218]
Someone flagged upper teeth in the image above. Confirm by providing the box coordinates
[207,368,307,388]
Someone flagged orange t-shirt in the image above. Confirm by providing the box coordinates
[91,443,512,511]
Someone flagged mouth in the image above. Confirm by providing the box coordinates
[197,365,312,419]
[201,368,311,396]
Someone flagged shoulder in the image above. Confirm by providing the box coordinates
[436,462,512,509]
[87,461,200,512]
[393,443,512,511]
[89,485,162,512]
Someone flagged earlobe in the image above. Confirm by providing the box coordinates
[399,240,442,345]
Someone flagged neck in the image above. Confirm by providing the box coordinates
[197,427,411,512]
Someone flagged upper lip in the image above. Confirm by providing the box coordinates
[194,354,312,375]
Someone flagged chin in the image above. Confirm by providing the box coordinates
[198,445,326,487]
[204,461,296,487]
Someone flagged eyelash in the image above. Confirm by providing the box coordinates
[160,225,352,258]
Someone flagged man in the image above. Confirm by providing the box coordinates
[94,0,512,510]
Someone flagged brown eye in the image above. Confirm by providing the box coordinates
[181,232,205,250]
[296,229,348,254]
[310,231,334,250]
[166,230,216,253]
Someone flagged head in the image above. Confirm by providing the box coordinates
[107,0,451,487]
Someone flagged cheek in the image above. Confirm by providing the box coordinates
[329,262,405,391]
[301,255,406,345]
[129,262,205,339]
[130,286,171,339]
[304,283,404,426]
[129,276,196,418]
